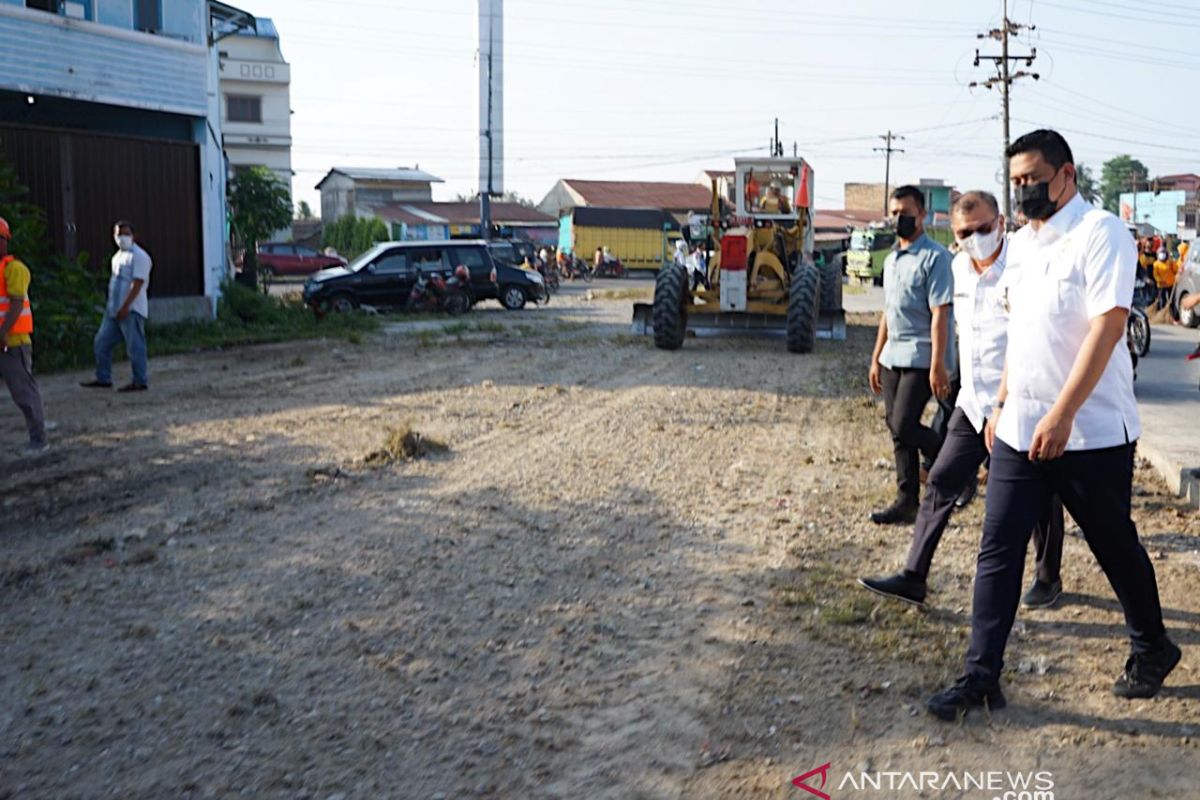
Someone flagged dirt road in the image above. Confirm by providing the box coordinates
[1,289,1197,799]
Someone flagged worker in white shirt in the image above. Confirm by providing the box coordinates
[928,129,1179,722]
[858,191,1065,609]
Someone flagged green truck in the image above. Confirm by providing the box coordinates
[845,225,955,286]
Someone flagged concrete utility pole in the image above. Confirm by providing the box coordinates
[972,0,1038,223]
[873,131,905,217]
[478,0,503,241]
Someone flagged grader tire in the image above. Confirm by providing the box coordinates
[652,263,688,350]
[819,257,841,313]
[787,262,821,354]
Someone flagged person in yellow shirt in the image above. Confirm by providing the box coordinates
[1152,248,1179,309]
[0,216,48,454]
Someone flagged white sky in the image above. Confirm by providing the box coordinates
[242,0,1200,213]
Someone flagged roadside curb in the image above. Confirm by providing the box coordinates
[1139,439,1200,510]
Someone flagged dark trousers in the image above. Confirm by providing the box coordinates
[880,366,944,505]
[965,439,1167,683]
[0,344,46,446]
[904,408,1064,583]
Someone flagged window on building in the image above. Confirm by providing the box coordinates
[135,0,161,32]
[227,95,263,123]
[25,0,61,13]
[1186,212,1196,229]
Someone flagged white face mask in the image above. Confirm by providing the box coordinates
[115,234,134,251]
[958,222,1003,263]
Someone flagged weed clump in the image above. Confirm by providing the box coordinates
[365,422,449,464]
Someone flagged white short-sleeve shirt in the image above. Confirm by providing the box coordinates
[952,241,1009,433]
[109,243,153,319]
[996,192,1140,452]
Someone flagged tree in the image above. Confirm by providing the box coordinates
[322,214,389,260]
[1099,155,1149,215]
[453,190,535,208]
[296,200,313,220]
[228,166,292,289]
[1075,163,1099,206]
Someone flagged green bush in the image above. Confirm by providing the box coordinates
[323,214,389,260]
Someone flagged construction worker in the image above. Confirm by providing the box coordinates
[0,216,49,454]
[858,191,1064,609]
[868,185,956,524]
[759,181,791,214]
[928,129,1178,721]
[81,220,152,392]
[1152,248,1178,310]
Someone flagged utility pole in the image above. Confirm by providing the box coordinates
[971,0,1038,222]
[873,130,905,217]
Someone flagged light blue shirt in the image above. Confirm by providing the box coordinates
[881,233,956,372]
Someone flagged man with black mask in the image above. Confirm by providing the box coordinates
[867,185,955,524]
[928,129,1179,721]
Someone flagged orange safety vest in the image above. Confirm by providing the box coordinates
[0,255,34,335]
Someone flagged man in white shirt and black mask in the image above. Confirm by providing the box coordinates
[928,130,1179,721]
[858,191,1064,610]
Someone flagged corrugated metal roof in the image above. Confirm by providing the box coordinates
[373,202,556,226]
[564,180,713,211]
[316,167,445,188]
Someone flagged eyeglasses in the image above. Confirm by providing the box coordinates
[954,218,999,239]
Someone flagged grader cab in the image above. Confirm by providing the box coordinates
[635,156,844,352]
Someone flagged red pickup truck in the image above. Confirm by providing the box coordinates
[258,242,346,276]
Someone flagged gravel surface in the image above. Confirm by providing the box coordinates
[1,290,1197,799]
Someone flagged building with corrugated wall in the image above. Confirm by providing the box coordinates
[0,0,254,320]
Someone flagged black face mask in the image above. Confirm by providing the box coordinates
[895,214,918,239]
[1016,169,1063,221]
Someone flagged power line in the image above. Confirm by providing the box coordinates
[872,131,905,217]
[971,0,1038,221]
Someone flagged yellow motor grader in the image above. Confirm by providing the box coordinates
[633,156,844,352]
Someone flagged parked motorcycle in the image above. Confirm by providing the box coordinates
[1127,275,1153,359]
[407,267,470,315]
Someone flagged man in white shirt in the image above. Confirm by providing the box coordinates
[928,130,1179,721]
[81,220,152,392]
[858,191,1064,609]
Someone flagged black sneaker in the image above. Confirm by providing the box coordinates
[954,480,977,509]
[1021,579,1062,609]
[1112,639,1182,699]
[80,379,113,388]
[117,383,149,393]
[858,571,927,606]
[869,500,918,525]
[927,675,1007,721]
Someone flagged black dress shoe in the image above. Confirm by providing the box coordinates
[117,383,149,392]
[858,572,927,606]
[1112,639,1182,699]
[954,479,977,509]
[1021,579,1062,609]
[927,675,1007,721]
[869,501,918,525]
[80,379,113,388]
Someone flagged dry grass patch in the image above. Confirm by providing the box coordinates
[364,422,449,465]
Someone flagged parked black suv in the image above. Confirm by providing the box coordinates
[303,240,497,312]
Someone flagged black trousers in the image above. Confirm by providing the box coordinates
[880,366,944,505]
[904,408,1064,583]
[965,439,1167,683]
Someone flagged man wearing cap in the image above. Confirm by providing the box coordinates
[0,216,49,454]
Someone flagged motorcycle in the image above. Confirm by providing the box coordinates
[407,267,470,315]
[1127,275,1153,359]
[562,256,594,282]
[537,260,560,294]
[593,255,626,279]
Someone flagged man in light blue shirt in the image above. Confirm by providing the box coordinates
[867,186,956,524]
